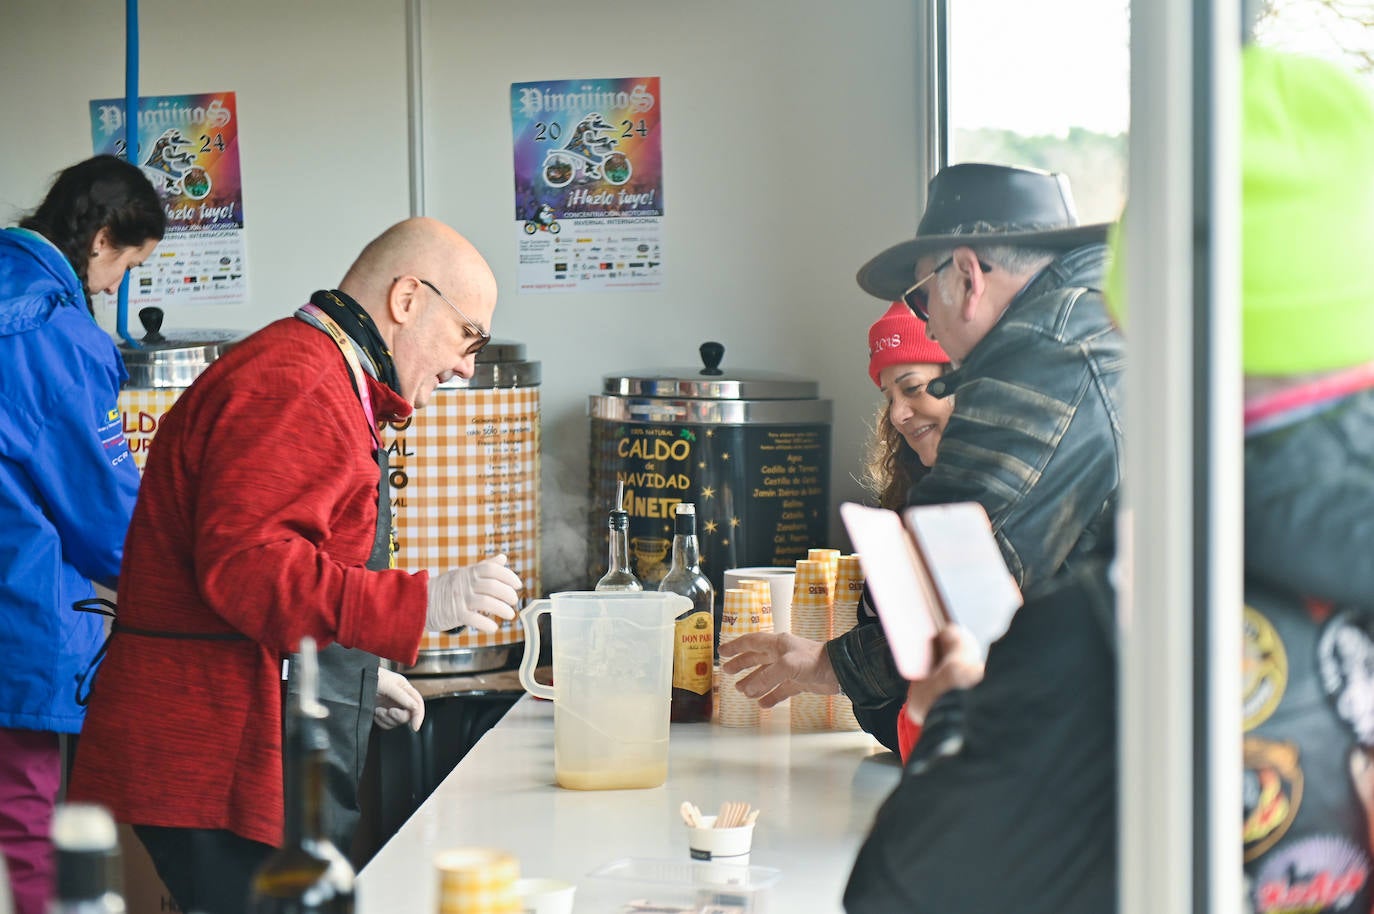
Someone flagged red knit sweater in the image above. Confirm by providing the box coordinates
[69,318,427,847]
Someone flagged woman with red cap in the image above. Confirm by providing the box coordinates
[722,301,975,756]
[861,300,954,509]
[859,302,983,762]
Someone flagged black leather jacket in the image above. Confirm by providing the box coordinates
[845,562,1118,914]
[1242,385,1374,912]
[1245,385,1374,602]
[829,244,1125,736]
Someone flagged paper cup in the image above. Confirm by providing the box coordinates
[514,877,576,914]
[737,579,775,633]
[807,548,840,592]
[686,816,755,864]
[834,554,865,619]
[436,847,520,914]
[720,587,764,641]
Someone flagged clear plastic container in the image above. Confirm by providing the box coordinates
[518,593,688,790]
[581,857,781,913]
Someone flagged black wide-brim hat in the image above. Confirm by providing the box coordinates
[857,163,1112,301]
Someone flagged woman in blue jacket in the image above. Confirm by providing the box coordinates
[0,155,163,914]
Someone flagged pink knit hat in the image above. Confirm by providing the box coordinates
[867,301,951,386]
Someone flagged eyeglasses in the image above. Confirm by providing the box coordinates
[900,256,956,321]
[413,277,491,357]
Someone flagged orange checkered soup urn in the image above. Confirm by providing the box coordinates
[387,341,543,675]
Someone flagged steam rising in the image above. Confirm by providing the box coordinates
[540,455,593,594]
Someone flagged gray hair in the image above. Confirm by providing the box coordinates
[924,221,1060,278]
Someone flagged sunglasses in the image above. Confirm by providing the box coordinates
[900,257,954,321]
[900,257,991,321]
[413,277,491,357]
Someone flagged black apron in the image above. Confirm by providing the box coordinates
[283,448,390,854]
[286,303,397,853]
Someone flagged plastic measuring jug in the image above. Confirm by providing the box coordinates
[519,591,687,790]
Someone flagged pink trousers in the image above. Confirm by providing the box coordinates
[0,728,60,914]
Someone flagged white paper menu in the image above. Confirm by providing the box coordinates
[839,501,1023,678]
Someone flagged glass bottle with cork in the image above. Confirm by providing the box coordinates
[595,480,642,592]
[249,637,355,913]
[658,502,714,722]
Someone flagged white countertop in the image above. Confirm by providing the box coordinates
[357,695,901,913]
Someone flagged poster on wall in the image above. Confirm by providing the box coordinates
[510,76,663,293]
[89,91,246,308]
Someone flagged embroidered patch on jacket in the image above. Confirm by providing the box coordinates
[1245,606,1289,732]
[1243,737,1304,863]
[1253,834,1369,914]
[1317,610,1374,746]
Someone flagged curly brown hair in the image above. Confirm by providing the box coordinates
[860,400,934,511]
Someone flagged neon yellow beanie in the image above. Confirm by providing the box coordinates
[1107,48,1374,375]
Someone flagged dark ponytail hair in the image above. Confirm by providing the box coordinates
[19,155,165,305]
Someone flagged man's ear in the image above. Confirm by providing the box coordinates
[389,275,422,326]
[952,247,985,323]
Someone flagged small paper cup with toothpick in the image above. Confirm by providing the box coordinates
[685,815,756,863]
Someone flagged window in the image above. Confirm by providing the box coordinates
[1253,0,1374,77]
[945,0,1130,225]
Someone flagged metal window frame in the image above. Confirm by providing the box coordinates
[916,0,948,209]
[406,0,426,217]
[1122,1,1243,913]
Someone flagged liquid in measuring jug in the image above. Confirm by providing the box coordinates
[554,693,670,790]
[518,592,684,791]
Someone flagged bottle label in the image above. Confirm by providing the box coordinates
[672,612,714,695]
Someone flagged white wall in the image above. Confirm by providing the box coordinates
[1,0,413,329]
[1,0,922,589]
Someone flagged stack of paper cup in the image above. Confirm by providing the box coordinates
[719,587,765,727]
[833,554,865,617]
[435,847,520,914]
[831,554,866,731]
[723,567,795,634]
[721,572,787,724]
[790,559,834,642]
[790,559,833,732]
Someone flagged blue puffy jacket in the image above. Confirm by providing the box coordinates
[0,227,139,733]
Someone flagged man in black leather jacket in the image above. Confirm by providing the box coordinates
[721,163,1124,751]
[845,48,1374,914]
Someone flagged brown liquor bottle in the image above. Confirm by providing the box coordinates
[658,503,715,722]
[249,638,355,913]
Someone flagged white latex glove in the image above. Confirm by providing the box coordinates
[374,667,425,732]
[425,554,522,634]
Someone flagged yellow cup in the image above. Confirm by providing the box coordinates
[435,847,520,914]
